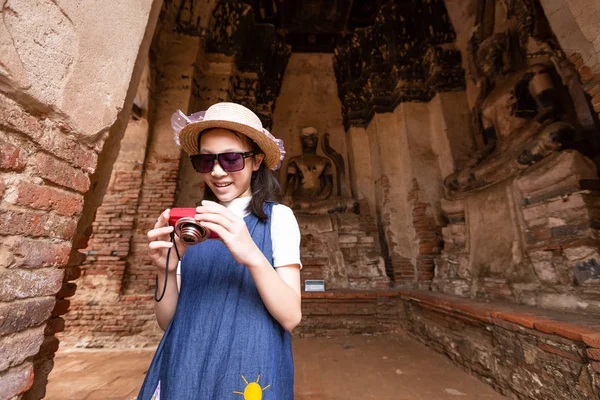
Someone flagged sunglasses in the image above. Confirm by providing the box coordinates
[190,152,255,173]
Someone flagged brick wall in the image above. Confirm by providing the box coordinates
[0,93,97,398]
[401,290,600,399]
[570,53,600,120]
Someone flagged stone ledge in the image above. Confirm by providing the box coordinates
[302,290,400,300]
[400,290,600,346]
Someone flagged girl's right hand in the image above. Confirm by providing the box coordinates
[147,209,188,273]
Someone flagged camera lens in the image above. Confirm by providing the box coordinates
[174,217,210,244]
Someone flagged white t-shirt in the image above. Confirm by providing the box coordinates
[176,197,302,288]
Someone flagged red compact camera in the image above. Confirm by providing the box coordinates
[169,208,219,245]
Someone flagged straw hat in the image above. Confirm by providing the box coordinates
[178,102,282,170]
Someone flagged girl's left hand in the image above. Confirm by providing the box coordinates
[194,200,262,266]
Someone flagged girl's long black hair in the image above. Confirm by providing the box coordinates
[199,131,282,222]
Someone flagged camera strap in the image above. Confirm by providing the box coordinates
[154,231,181,302]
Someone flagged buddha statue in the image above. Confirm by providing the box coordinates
[284,127,356,213]
[444,32,579,192]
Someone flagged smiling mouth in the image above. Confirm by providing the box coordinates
[214,183,232,188]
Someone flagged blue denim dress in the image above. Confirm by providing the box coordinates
[138,203,294,399]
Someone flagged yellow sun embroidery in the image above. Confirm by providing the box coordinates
[233,374,271,400]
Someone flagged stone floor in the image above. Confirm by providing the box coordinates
[45,332,506,400]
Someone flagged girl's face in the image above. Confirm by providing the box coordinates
[199,128,264,202]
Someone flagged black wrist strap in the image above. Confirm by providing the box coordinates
[154,231,181,302]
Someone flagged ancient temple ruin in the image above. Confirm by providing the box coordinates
[1,0,600,398]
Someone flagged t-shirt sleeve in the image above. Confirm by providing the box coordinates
[271,204,302,268]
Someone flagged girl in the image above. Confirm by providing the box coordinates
[139,102,302,400]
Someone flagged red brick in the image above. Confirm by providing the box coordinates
[537,342,583,362]
[63,266,82,281]
[589,81,600,97]
[51,299,70,317]
[11,238,71,268]
[534,320,599,342]
[44,317,65,335]
[579,65,594,80]
[493,311,549,329]
[15,181,84,216]
[0,209,77,240]
[56,282,77,299]
[0,326,45,371]
[34,152,90,193]
[0,362,34,399]
[0,139,27,171]
[38,125,98,173]
[0,94,44,139]
[583,333,600,348]
[37,335,60,358]
[0,268,63,302]
[587,348,600,361]
[0,297,55,335]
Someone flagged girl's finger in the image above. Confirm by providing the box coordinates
[195,213,233,232]
[153,209,171,229]
[198,221,228,240]
[148,241,174,250]
[196,201,237,223]
[147,226,174,241]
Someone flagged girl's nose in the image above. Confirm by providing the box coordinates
[211,160,227,177]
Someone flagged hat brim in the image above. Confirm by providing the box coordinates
[179,120,280,170]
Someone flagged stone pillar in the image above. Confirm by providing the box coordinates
[429,92,476,178]
[346,126,376,211]
[367,103,446,288]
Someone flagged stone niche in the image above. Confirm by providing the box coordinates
[272,53,390,291]
[434,0,600,313]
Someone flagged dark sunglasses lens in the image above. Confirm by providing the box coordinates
[191,154,215,173]
[217,153,244,172]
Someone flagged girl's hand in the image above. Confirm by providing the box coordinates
[147,209,188,273]
[194,200,261,266]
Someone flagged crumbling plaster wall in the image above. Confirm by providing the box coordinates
[361,95,472,286]
[0,0,161,397]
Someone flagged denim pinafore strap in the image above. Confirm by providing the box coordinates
[138,203,293,399]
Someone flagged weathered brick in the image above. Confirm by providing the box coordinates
[63,266,82,281]
[0,268,63,302]
[0,209,77,240]
[0,94,44,139]
[34,152,90,193]
[44,317,65,335]
[51,299,70,317]
[37,124,98,173]
[0,138,27,171]
[0,297,55,336]
[0,362,34,399]
[56,282,77,298]
[37,335,60,358]
[14,181,84,217]
[11,238,71,268]
[0,326,45,371]
[587,348,600,361]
